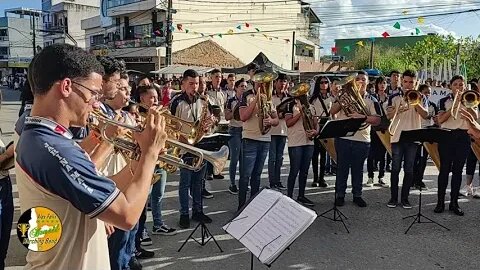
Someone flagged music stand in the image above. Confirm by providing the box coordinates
[399,128,451,234]
[178,221,223,252]
[317,118,366,233]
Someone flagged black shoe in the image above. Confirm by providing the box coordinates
[192,212,213,223]
[353,197,367,207]
[129,256,143,270]
[335,197,345,206]
[276,183,287,190]
[449,203,464,216]
[229,185,238,194]
[387,198,398,208]
[213,174,224,180]
[401,200,412,209]
[318,180,328,188]
[311,182,319,187]
[202,189,214,199]
[179,214,190,229]
[434,202,445,213]
[206,174,214,180]
[135,247,154,259]
[297,196,315,207]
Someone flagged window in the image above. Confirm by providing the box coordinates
[107,0,147,8]
[90,34,105,46]
[126,24,152,39]
[0,29,7,37]
[0,47,9,55]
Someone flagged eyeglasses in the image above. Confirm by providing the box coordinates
[72,81,103,103]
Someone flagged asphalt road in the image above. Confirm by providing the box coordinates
[2,87,480,270]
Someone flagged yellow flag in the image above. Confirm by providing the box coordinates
[356,40,364,47]
[417,17,425,24]
[227,29,234,35]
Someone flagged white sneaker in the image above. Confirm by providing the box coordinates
[366,178,374,187]
[472,187,480,199]
[460,185,473,197]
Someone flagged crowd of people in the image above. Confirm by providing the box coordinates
[1,43,480,270]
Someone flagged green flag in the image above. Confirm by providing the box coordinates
[415,28,421,35]
[393,22,401,29]
[344,45,351,52]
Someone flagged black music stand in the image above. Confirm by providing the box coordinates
[178,221,223,252]
[399,128,451,234]
[317,118,366,233]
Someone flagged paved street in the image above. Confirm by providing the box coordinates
[1,86,480,270]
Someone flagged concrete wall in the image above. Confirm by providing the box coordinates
[1,17,43,58]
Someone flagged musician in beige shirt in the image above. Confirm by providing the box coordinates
[330,71,381,207]
[385,70,428,209]
[434,75,479,216]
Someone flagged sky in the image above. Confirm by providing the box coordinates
[2,0,480,54]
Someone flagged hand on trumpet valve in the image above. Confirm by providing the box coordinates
[101,115,129,139]
[133,107,168,157]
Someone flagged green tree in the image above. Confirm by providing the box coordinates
[351,44,415,75]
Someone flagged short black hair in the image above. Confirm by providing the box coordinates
[247,63,259,72]
[227,73,235,79]
[450,75,464,85]
[96,56,125,78]
[31,44,104,95]
[234,78,246,88]
[390,70,400,76]
[182,69,199,80]
[277,73,288,81]
[137,85,157,96]
[120,72,129,80]
[210,68,221,75]
[418,84,430,92]
[402,69,417,78]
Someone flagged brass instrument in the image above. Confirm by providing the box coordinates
[423,142,440,170]
[290,83,316,140]
[388,90,422,136]
[320,138,337,164]
[90,110,229,174]
[451,90,480,120]
[376,130,392,156]
[253,71,278,134]
[336,76,371,130]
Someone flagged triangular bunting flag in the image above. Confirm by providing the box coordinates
[255,28,260,32]
[251,34,255,37]
[245,22,250,28]
[369,37,375,42]
[331,47,337,53]
[177,24,183,31]
[185,29,189,34]
[236,25,242,30]
[393,22,401,29]
[382,31,390,38]
[200,33,204,37]
[227,29,234,35]
[285,39,290,43]
[417,17,425,24]
[209,35,214,38]
[218,34,223,38]
[274,36,279,39]
[402,10,408,15]
[262,34,268,39]
[415,28,421,35]
[344,46,351,52]
[356,40,364,47]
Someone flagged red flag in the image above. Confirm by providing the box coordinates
[177,24,183,31]
[382,31,390,38]
[245,22,250,28]
[331,47,337,53]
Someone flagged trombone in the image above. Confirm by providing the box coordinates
[90,109,229,174]
[451,90,480,120]
[388,90,422,136]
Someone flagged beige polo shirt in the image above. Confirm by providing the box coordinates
[239,89,275,142]
[439,94,479,130]
[270,93,289,136]
[285,103,315,147]
[388,92,428,143]
[170,92,211,138]
[335,94,381,142]
[206,89,226,119]
[311,95,332,118]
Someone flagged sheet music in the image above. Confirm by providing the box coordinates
[222,189,282,239]
[224,189,317,265]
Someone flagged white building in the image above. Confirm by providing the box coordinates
[82,0,321,73]
[0,8,43,77]
[42,0,100,49]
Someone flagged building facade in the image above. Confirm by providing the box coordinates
[0,8,43,77]
[82,0,321,73]
[42,0,100,49]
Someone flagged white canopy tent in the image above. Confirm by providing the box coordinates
[151,65,215,75]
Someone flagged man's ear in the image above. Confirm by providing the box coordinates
[60,78,73,98]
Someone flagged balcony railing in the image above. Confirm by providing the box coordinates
[107,37,165,49]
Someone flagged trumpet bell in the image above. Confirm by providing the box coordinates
[202,145,229,175]
[462,91,480,108]
[290,83,310,97]
[253,72,278,83]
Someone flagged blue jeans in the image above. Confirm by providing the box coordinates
[0,176,13,270]
[151,168,167,228]
[287,145,314,198]
[228,126,243,187]
[335,138,370,198]
[239,139,270,208]
[268,135,287,186]
[109,227,135,270]
[179,158,207,215]
[390,142,417,201]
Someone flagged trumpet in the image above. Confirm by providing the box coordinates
[90,109,229,174]
[128,99,200,144]
[388,90,422,136]
[451,90,480,120]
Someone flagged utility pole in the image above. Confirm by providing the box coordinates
[31,14,36,56]
[291,31,296,70]
[369,39,374,69]
[165,0,173,67]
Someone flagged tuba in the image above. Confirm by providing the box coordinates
[336,76,371,130]
[253,71,278,134]
[289,83,316,139]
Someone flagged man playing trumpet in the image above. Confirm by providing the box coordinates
[386,70,429,209]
